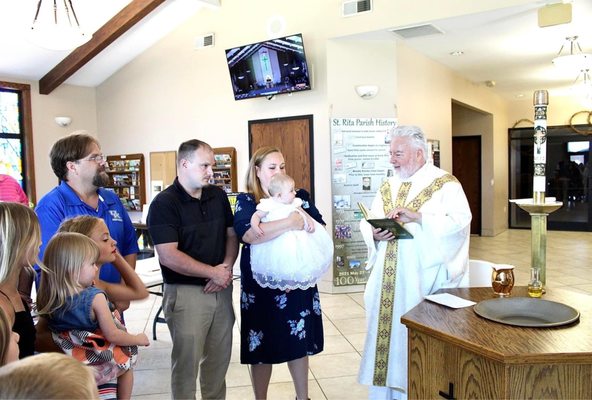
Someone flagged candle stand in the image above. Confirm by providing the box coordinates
[509,90,562,288]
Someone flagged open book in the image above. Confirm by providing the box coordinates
[358,202,413,239]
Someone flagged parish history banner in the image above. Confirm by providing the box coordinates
[330,117,397,286]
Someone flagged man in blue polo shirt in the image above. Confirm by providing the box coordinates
[35,133,138,302]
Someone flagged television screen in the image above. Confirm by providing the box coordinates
[225,33,311,100]
[567,141,589,153]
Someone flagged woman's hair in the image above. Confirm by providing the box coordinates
[268,174,294,197]
[49,132,100,181]
[0,308,13,366]
[0,352,99,399]
[0,202,42,285]
[245,146,282,203]
[36,232,100,316]
[388,125,428,156]
[58,215,102,236]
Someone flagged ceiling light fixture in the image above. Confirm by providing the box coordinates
[552,36,592,73]
[28,0,92,51]
[572,69,592,108]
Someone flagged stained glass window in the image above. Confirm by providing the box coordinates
[0,139,23,184]
[0,90,21,134]
[0,88,26,189]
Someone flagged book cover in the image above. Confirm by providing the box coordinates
[358,202,413,239]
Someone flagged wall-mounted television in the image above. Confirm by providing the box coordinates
[567,141,589,153]
[225,33,311,100]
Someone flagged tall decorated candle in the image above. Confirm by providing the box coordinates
[533,90,548,204]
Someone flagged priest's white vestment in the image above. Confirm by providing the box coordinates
[358,163,472,396]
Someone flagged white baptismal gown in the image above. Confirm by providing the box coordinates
[250,197,333,290]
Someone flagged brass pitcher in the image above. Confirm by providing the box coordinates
[491,264,515,297]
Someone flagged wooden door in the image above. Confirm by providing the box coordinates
[150,151,177,189]
[452,136,482,235]
[249,115,314,199]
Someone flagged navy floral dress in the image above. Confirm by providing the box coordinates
[234,189,324,364]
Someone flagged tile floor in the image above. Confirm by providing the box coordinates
[128,229,592,399]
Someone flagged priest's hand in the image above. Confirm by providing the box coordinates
[372,227,395,241]
[391,207,422,224]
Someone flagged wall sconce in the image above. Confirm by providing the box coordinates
[54,116,72,127]
[355,85,379,99]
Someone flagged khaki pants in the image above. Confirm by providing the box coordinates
[163,283,235,400]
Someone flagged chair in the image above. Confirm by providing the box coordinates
[458,259,494,288]
[135,255,165,340]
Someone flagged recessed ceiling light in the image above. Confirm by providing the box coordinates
[515,94,525,99]
[449,51,464,56]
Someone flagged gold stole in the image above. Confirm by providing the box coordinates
[372,173,458,386]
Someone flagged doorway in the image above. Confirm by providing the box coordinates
[509,125,592,231]
[248,114,314,199]
[149,151,177,200]
[453,136,482,235]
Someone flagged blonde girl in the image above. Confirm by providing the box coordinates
[37,232,149,400]
[59,215,149,306]
[0,307,20,366]
[0,202,41,359]
[36,216,149,354]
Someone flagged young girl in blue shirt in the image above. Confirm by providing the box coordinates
[36,232,149,400]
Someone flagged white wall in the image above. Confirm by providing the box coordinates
[0,77,98,200]
[395,41,512,235]
[507,95,590,127]
[396,43,456,171]
[326,38,397,118]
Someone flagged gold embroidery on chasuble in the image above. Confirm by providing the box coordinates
[372,181,409,386]
[372,173,457,386]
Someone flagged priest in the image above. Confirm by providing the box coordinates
[358,125,472,399]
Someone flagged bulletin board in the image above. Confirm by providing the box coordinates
[330,117,397,286]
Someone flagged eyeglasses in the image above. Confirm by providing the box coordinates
[78,154,105,163]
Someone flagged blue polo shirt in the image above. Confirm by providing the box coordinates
[35,181,139,283]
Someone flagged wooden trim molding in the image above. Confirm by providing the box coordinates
[0,81,36,204]
[39,0,166,95]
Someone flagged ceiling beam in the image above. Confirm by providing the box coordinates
[39,0,166,95]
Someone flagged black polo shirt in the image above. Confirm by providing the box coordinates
[147,178,234,285]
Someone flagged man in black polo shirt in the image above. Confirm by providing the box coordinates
[147,139,237,400]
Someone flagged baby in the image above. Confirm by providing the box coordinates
[250,174,333,290]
